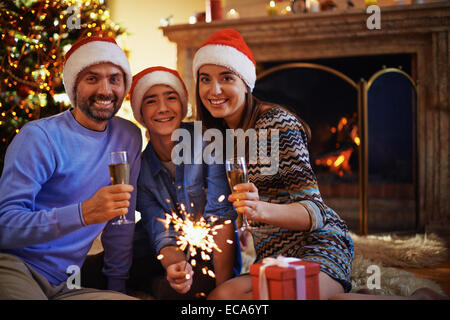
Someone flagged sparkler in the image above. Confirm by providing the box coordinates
[157,196,233,279]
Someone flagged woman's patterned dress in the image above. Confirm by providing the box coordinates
[248,107,354,292]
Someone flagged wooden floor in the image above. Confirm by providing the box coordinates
[398,239,450,297]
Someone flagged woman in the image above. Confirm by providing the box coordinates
[192,29,442,300]
[129,66,240,299]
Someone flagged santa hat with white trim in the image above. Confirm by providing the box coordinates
[193,29,256,91]
[63,36,132,107]
[130,66,188,126]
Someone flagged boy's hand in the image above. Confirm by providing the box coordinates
[166,261,194,294]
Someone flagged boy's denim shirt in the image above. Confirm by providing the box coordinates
[135,122,241,273]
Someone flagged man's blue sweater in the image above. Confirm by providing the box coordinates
[0,109,142,292]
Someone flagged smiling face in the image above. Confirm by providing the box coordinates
[141,84,183,138]
[198,64,248,129]
[74,62,126,130]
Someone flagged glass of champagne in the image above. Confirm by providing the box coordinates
[109,151,133,225]
[225,156,252,231]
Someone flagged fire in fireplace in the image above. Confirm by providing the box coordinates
[314,114,360,178]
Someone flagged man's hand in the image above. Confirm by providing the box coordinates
[166,261,194,294]
[81,184,133,225]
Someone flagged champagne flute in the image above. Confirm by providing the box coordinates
[109,151,133,225]
[225,156,252,231]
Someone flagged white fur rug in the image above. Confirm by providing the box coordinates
[350,254,445,296]
[349,232,448,296]
[350,232,448,268]
[241,232,448,297]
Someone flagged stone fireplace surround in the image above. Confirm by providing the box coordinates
[161,3,450,235]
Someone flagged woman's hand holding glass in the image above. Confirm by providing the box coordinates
[228,182,268,224]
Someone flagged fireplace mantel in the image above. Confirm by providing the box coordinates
[161,3,450,235]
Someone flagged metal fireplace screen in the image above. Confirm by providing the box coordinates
[254,63,418,235]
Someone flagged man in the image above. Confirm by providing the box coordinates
[0,36,142,299]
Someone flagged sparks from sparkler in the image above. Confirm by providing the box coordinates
[157,196,233,279]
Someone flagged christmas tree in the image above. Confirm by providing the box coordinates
[0,0,127,173]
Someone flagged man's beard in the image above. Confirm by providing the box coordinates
[77,93,122,122]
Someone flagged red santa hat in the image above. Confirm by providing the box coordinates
[130,66,188,126]
[193,29,256,91]
[63,36,132,107]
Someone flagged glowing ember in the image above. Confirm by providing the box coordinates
[337,117,348,131]
[334,154,345,167]
[157,254,164,260]
[315,149,353,176]
[218,194,225,202]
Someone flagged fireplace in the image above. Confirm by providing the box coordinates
[161,3,450,235]
[253,54,417,234]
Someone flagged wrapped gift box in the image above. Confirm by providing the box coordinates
[250,258,320,300]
